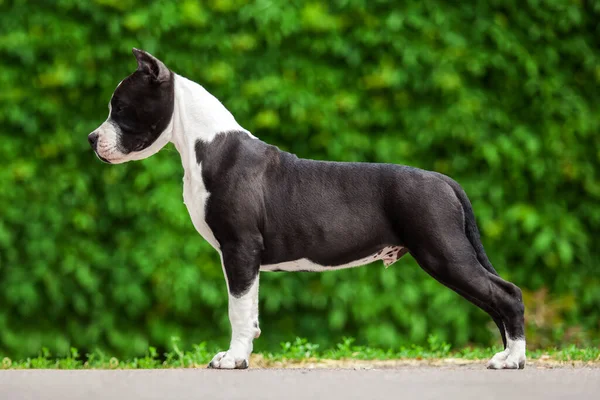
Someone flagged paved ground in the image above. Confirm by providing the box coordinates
[2,367,599,400]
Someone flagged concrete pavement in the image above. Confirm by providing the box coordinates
[1,367,599,400]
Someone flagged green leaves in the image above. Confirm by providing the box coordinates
[0,0,599,358]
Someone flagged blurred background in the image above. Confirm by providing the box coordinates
[0,0,599,358]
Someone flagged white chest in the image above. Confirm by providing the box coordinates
[182,167,220,250]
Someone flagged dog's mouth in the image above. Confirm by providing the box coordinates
[95,152,112,164]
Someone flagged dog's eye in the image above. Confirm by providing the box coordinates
[112,102,127,114]
[134,138,146,151]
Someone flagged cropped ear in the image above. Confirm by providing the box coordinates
[132,48,170,83]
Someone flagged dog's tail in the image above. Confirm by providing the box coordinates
[441,175,499,276]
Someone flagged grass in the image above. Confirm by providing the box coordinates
[2,336,599,369]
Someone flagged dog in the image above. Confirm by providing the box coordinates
[88,49,526,369]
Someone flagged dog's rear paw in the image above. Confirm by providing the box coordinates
[487,358,525,370]
[207,351,249,369]
[487,342,526,370]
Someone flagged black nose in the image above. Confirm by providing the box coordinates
[88,132,99,150]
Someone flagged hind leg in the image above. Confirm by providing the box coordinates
[445,285,507,349]
[410,239,525,369]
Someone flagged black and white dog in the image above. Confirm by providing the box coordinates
[88,49,526,370]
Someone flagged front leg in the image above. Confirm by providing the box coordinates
[208,244,261,369]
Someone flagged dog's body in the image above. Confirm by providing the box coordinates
[89,49,526,369]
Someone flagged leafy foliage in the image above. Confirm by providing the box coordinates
[0,0,598,357]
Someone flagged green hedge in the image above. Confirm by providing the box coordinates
[1,0,599,357]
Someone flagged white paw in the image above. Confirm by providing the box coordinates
[505,352,526,370]
[487,338,526,370]
[487,349,509,369]
[207,351,249,369]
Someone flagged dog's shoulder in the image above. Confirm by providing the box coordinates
[194,131,278,186]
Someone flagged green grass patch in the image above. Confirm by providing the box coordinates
[2,336,599,369]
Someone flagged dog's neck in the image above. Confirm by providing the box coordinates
[169,74,252,176]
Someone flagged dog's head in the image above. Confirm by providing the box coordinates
[88,49,175,164]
